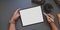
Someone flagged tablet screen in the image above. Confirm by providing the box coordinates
[20,6,44,26]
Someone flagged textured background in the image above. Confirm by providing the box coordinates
[0,0,60,30]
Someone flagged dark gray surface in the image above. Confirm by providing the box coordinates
[0,0,60,30]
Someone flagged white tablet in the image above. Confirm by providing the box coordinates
[20,6,44,26]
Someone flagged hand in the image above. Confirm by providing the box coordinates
[10,8,20,23]
[57,13,60,24]
[46,14,55,23]
[57,13,60,18]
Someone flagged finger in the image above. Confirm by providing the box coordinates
[17,8,21,16]
[14,8,21,14]
[47,14,54,19]
[50,18,54,22]
[16,8,20,12]
[46,15,50,20]
[45,14,54,23]
[46,16,54,22]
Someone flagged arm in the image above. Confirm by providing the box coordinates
[57,14,60,24]
[46,14,58,30]
[9,18,16,30]
[9,8,20,30]
[9,21,16,30]
[50,22,58,30]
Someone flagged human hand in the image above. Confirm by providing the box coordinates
[57,13,60,24]
[46,14,55,23]
[10,8,20,23]
[57,13,60,18]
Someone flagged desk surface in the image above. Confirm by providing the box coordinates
[0,0,60,30]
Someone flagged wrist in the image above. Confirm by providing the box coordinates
[48,21,54,24]
[49,22,55,24]
[9,21,15,24]
[9,19,15,24]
